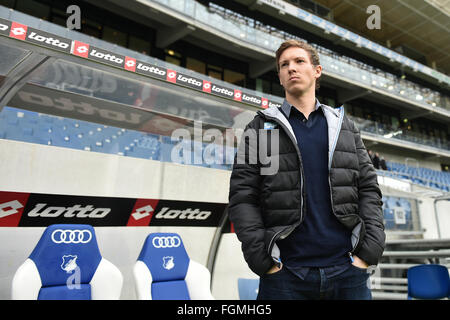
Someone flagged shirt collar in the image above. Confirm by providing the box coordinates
[281,98,322,118]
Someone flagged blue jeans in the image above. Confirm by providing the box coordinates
[257,264,372,300]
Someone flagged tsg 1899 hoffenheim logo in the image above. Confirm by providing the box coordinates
[61,255,78,273]
[162,256,175,270]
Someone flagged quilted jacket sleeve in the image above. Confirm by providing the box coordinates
[352,123,386,266]
[228,118,274,276]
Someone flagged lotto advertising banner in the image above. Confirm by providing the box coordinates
[0,17,282,109]
[0,191,226,227]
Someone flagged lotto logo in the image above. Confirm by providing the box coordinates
[27,29,70,51]
[72,41,90,58]
[124,57,136,72]
[127,199,159,227]
[0,200,23,218]
[11,27,26,36]
[89,48,123,64]
[234,90,242,101]
[152,236,181,248]
[0,192,30,226]
[203,81,211,93]
[261,98,268,109]
[167,69,177,83]
[132,205,154,221]
[154,207,212,220]
[77,46,88,54]
[9,22,27,40]
[177,74,202,88]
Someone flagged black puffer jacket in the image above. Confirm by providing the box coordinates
[228,104,385,276]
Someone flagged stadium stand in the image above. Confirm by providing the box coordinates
[384,162,450,192]
[382,196,413,231]
[0,106,233,168]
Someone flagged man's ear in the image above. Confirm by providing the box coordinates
[315,65,323,78]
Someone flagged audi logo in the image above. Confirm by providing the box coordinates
[152,236,181,248]
[51,229,92,244]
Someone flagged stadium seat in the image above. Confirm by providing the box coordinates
[407,264,450,300]
[11,224,123,300]
[237,278,259,300]
[383,208,396,230]
[133,232,214,300]
[0,106,237,169]
[160,136,178,163]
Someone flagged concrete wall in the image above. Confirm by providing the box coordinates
[436,200,450,239]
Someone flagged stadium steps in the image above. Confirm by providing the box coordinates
[371,238,450,300]
[370,277,407,284]
[372,292,407,300]
[382,250,450,258]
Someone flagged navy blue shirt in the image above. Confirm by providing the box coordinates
[277,99,352,279]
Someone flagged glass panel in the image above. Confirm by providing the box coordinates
[224,69,245,87]
[186,57,205,74]
[16,59,255,132]
[0,42,30,76]
[16,0,50,20]
[1,56,261,171]
[208,71,222,80]
[166,56,181,66]
[102,26,127,47]
[128,36,151,56]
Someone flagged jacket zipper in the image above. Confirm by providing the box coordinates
[348,232,361,261]
[267,228,286,257]
[326,107,360,258]
[259,113,305,255]
[327,106,342,222]
[267,224,298,260]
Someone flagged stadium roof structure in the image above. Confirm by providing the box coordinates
[233,0,450,89]
[312,0,450,76]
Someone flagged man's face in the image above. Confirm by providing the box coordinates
[278,47,321,96]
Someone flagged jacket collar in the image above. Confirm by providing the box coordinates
[262,98,341,120]
[260,98,345,171]
[280,98,322,118]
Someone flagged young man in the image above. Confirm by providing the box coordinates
[228,40,385,300]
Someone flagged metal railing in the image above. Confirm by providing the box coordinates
[371,239,450,300]
[348,114,450,152]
